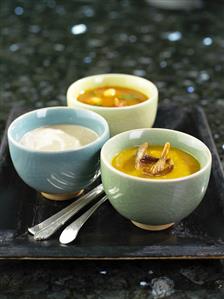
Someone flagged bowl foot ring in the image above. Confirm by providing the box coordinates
[131,220,174,231]
[41,189,84,201]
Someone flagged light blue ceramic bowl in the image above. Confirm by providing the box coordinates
[7,107,109,200]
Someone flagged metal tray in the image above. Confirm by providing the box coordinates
[1,104,224,260]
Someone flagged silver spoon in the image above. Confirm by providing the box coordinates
[59,195,107,245]
[28,184,104,240]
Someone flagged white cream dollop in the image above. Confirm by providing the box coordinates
[20,124,98,152]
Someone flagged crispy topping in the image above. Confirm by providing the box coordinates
[150,143,171,175]
[135,142,149,170]
[135,142,174,177]
[140,155,159,163]
[146,158,174,177]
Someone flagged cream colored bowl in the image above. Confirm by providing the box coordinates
[67,73,158,136]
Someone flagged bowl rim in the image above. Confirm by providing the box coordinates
[101,128,212,183]
[7,106,109,154]
[67,73,158,111]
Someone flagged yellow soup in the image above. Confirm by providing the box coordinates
[112,145,200,179]
[77,86,148,107]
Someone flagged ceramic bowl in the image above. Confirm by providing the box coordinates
[101,128,212,231]
[7,107,109,201]
[67,73,158,136]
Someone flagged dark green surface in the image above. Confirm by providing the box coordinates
[1,0,224,298]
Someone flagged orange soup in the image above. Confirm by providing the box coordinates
[112,145,200,180]
[77,86,148,107]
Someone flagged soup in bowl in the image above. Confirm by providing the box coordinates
[67,73,158,136]
[7,107,109,201]
[101,128,212,230]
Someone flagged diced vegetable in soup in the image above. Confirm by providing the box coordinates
[77,86,148,107]
[112,142,200,179]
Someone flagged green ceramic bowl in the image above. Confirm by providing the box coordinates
[101,128,212,231]
[67,73,158,136]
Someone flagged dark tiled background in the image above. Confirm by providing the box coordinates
[1,0,224,298]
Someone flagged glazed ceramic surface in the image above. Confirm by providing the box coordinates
[101,128,212,226]
[67,73,158,136]
[8,107,109,195]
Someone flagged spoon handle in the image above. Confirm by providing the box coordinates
[28,184,104,238]
[59,195,107,245]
